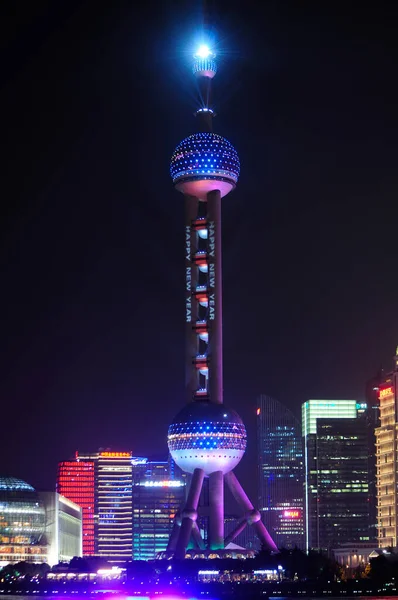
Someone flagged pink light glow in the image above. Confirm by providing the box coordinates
[176,179,234,200]
[283,509,301,518]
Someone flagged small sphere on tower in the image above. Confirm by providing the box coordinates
[193,45,217,79]
[167,402,247,476]
[170,132,240,200]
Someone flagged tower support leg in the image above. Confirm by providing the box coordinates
[174,468,205,559]
[225,470,278,552]
[166,511,181,552]
[209,470,224,549]
[192,522,206,550]
[224,518,247,546]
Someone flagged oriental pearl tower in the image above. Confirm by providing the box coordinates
[167,43,278,559]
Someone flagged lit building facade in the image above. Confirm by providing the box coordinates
[257,395,304,549]
[375,348,398,548]
[58,450,133,563]
[132,458,186,560]
[0,478,46,566]
[302,400,369,553]
[96,451,133,563]
[0,478,82,567]
[39,492,82,565]
[365,371,383,544]
[57,459,95,555]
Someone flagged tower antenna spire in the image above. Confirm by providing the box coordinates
[192,42,217,132]
[203,0,210,27]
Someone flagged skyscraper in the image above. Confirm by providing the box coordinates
[257,395,304,549]
[302,400,369,553]
[166,42,277,558]
[132,457,186,560]
[365,371,383,544]
[57,459,95,556]
[96,451,133,563]
[58,450,133,563]
[375,348,398,548]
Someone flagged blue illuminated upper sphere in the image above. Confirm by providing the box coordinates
[170,132,240,200]
[168,402,247,476]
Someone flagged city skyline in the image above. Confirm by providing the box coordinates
[1,0,398,495]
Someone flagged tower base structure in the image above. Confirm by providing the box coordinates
[166,467,278,559]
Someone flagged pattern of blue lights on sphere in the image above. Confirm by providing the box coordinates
[168,402,247,476]
[170,133,240,200]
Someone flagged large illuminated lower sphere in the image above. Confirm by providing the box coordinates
[168,402,247,476]
[170,133,240,201]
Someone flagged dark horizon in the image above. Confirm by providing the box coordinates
[1,0,397,497]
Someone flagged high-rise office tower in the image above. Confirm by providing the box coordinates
[375,348,398,548]
[166,40,277,558]
[57,459,95,556]
[132,457,186,560]
[257,395,304,549]
[365,371,383,544]
[96,451,133,562]
[302,400,369,553]
[58,450,133,563]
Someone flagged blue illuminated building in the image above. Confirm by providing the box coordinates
[257,395,304,549]
[132,457,186,560]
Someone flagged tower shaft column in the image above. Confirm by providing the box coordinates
[207,189,223,404]
[208,470,224,549]
[185,195,200,403]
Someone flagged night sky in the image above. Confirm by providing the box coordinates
[1,1,397,498]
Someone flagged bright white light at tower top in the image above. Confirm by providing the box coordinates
[195,44,213,58]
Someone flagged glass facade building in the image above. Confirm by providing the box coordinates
[57,451,187,562]
[0,479,82,566]
[302,400,369,553]
[0,478,46,566]
[257,395,304,549]
[57,459,95,555]
[375,349,398,548]
[132,457,186,560]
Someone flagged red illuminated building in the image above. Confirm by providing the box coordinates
[57,457,95,555]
